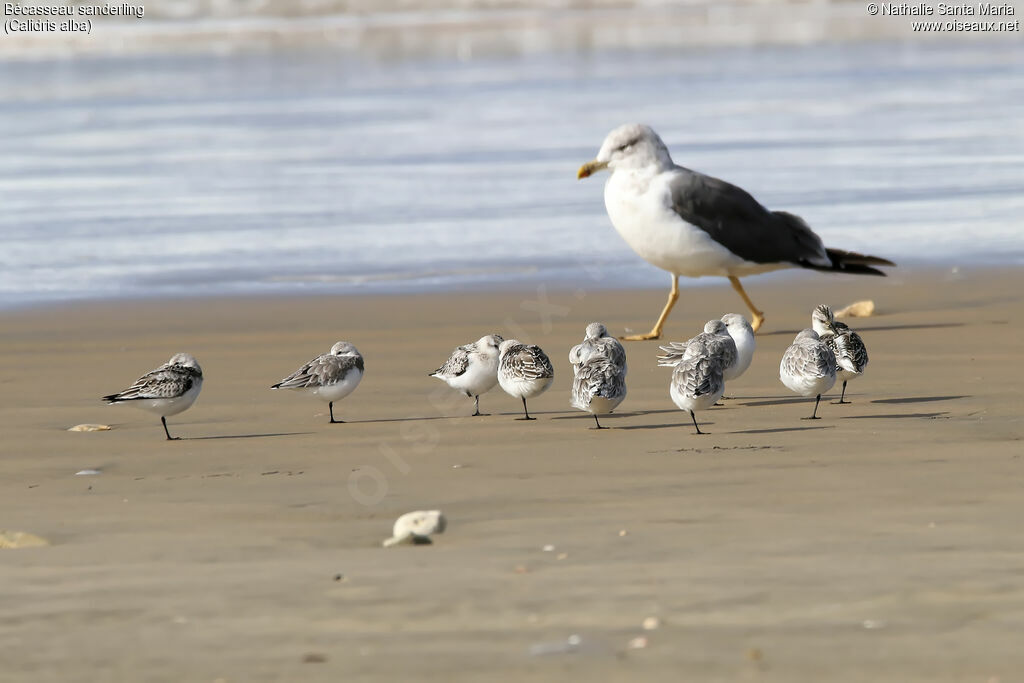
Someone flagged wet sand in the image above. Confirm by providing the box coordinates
[1,266,1022,681]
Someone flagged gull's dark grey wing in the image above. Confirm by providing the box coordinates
[668,167,831,269]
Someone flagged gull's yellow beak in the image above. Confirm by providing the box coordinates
[577,160,608,179]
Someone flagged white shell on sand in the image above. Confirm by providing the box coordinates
[68,424,112,432]
[835,300,875,318]
[0,530,50,549]
[382,510,447,547]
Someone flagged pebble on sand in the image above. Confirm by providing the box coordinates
[382,510,447,547]
[0,530,50,549]
[834,300,875,318]
[68,424,111,432]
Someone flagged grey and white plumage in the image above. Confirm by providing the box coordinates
[658,319,737,378]
[102,352,203,440]
[669,346,725,435]
[569,322,627,376]
[430,334,503,416]
[497,339,554,420]
[779,329,837,419]
[719,313,755,381]
[272,341,364,423]
[570,355,627,429]
[577,123,894,337]
[812,304,868,403]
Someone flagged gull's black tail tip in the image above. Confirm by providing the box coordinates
[101,394,120,403]
[805,248,896,276]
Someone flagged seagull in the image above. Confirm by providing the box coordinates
[779,329,837,419]
[577,123,894,339]
[569,322,627,376]
[669,345,725,435]
[571,355,627,429]
[811,305,868,404]
[102,352,203,440]
[272,341,364,423]
[430,334,504,416]
[497,339,554,420]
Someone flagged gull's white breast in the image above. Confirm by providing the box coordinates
[604,169,787,278]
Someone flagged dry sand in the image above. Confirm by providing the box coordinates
[1,266,1022,682]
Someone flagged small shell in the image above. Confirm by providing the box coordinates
[834,300,875,318]
[68,424,112,432]
[0,530,50,549]
[382,510,446,547]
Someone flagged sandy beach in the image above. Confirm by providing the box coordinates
[1,265,1022,682]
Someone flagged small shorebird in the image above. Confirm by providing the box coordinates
[578,123,894,339]
[271,341,364,423]
[669,346,725,435]
[569,322,627,375]
[102,352,203,440]
[657,319,738,378]
[497,339,554,420]
[719,313,756,382]
[571,355,627,429]
[430,334,504,416]
[780,329,837,419]
[812,305,869,404]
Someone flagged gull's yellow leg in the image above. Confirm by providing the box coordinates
[621,274,679,341]
[729,276,765,333]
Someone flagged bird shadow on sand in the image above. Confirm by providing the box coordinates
[616,422,697,431]
[871,396,968,405]
[841,412,949,420]
[183,432,313,441]
[757,322,965,337]
[549,409,678,422]
[740,397,821,408]
[730,425,834,435]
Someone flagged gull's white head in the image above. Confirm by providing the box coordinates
[577,123,674,179]
[584,322,608,340]
[330,341,361,357]
[810,305,835,336]
[168,353,202,373]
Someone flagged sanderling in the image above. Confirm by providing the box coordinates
[780,329,837,419]
[571,355,627,429]
[497,339,554,420]
[657,319,738,377]
[102,352,203,440]
[430,334,504,416]
[272,341,364,423]
[569,322,627,376]
[719,313,755,382]
[812,304,868,404]
[669,346,725,435]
